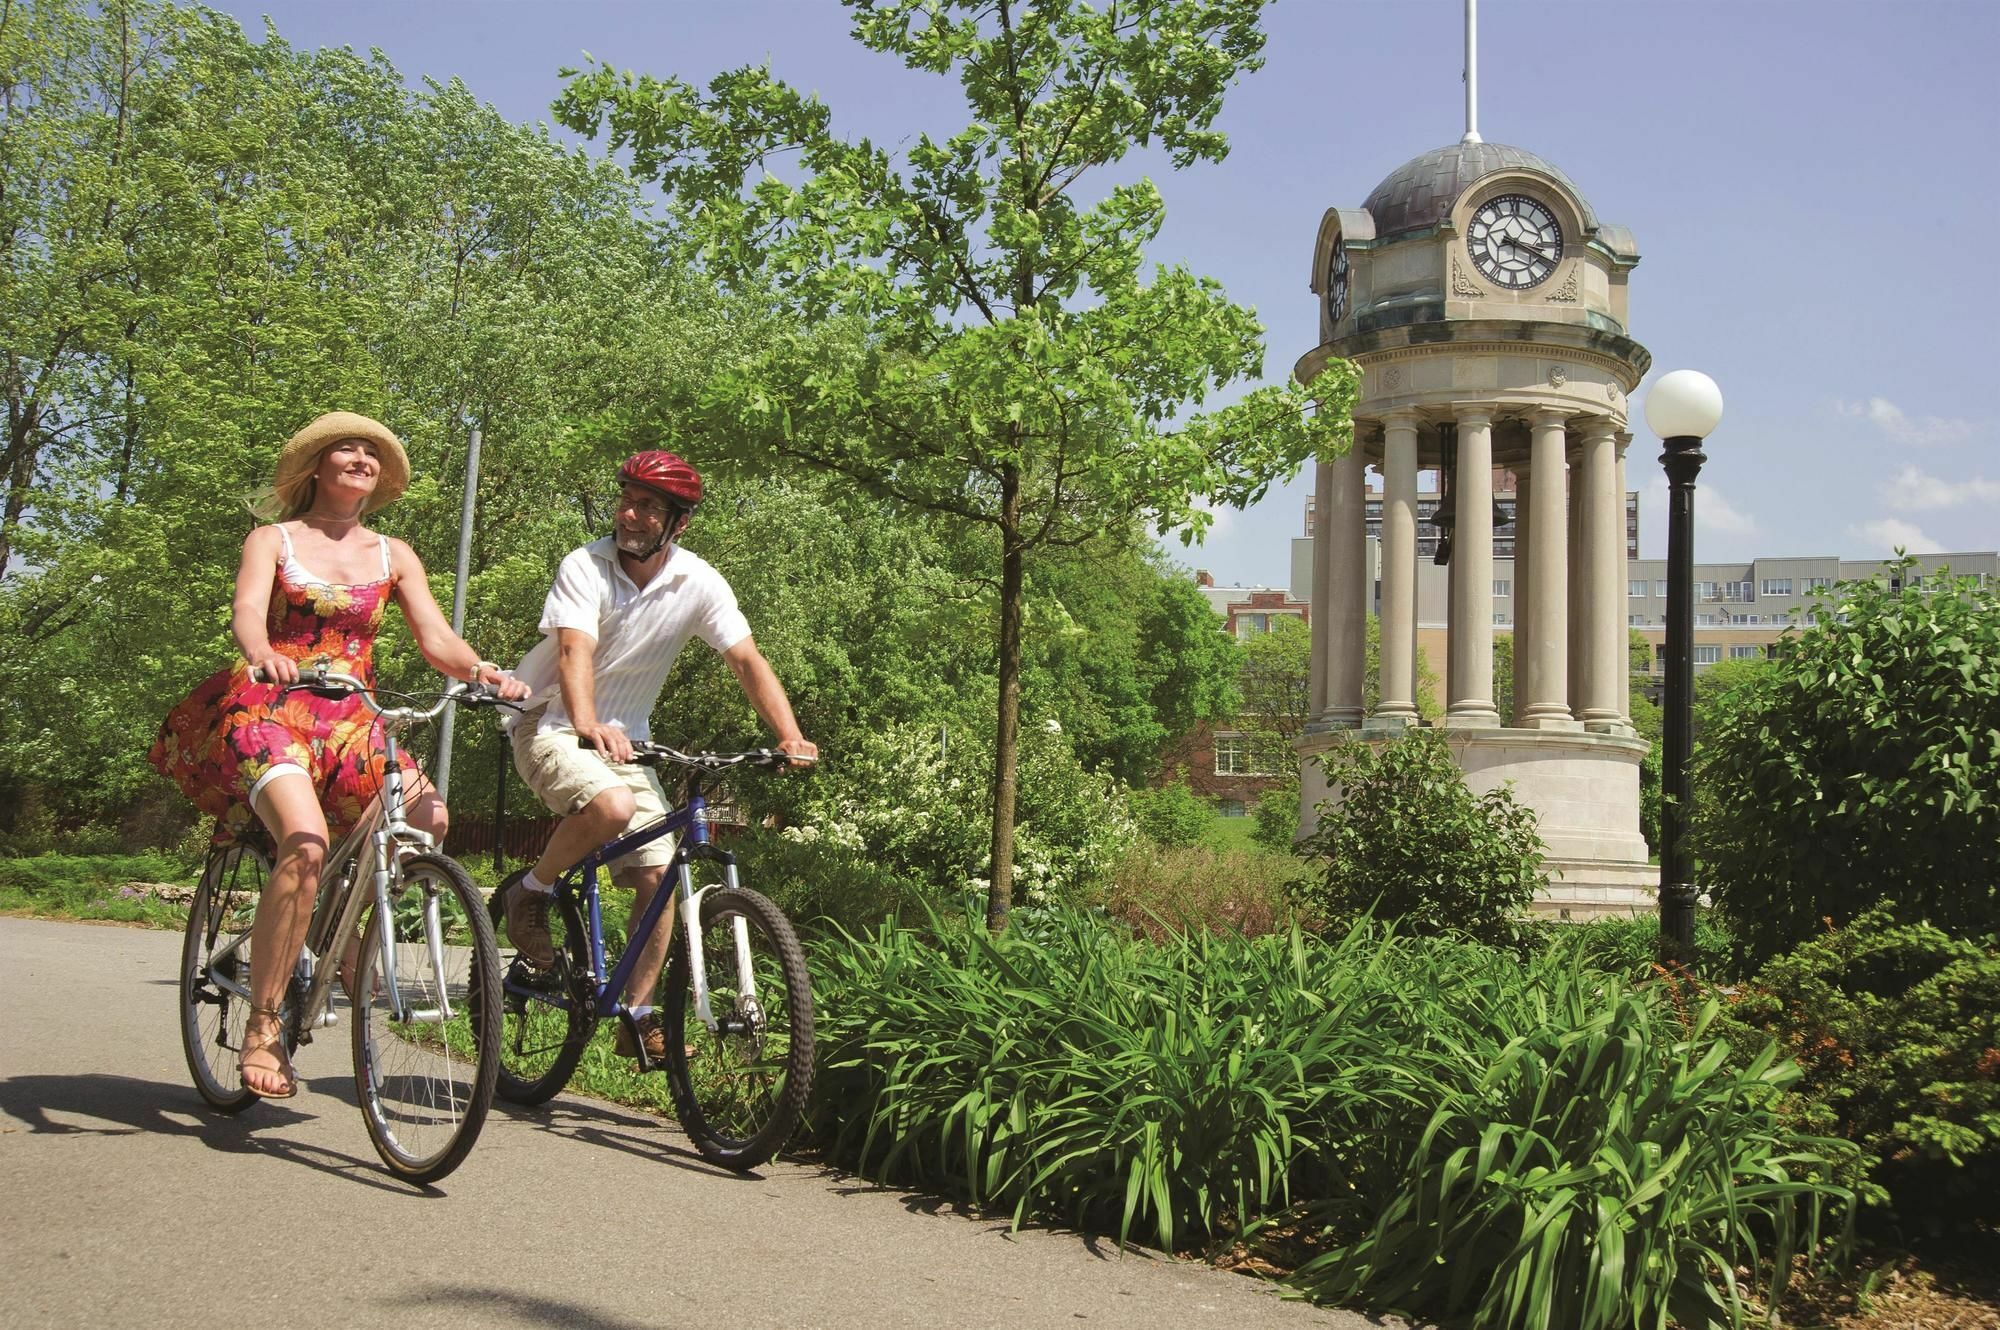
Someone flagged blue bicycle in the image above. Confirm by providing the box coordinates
[487,740,814,1171]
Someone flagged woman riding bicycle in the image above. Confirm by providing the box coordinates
[149,411,527,1099]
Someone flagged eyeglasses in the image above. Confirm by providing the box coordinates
[609,490,678,523]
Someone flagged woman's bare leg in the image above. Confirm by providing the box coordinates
[244,773,327,1095]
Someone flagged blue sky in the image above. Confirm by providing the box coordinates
[210,0,1999,586]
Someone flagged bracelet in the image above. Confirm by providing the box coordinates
[472,659,500,681]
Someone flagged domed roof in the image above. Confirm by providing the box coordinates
[1362,141,1595,240]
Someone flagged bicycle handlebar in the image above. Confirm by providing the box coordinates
[576,735,813,772]
[248,662,515,726]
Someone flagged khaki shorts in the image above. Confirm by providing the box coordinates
[510,712,678,873]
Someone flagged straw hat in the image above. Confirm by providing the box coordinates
[270,412,411,515]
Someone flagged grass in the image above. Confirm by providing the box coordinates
[0,852,200,927]
[1202,815,1262,854]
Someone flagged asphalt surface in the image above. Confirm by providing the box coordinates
[0,917,1398,1330]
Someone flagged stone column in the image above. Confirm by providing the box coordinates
[1524,407,1580,729]
[1567,436,1585,719]
[1324,444,1368,727]
[1577,415,1624,728]
[1376,411,1421,723]
[1446,405,1499,726]
[1512,462,1533,725]
[1615,428,1633,723]
[1309,456,1333,718]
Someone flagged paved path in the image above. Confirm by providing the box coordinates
[0,917,1393,1329]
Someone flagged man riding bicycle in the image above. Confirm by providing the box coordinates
[497,449,816,1061]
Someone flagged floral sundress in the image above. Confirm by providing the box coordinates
[149,526,425,844]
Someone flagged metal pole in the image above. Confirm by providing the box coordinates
[1658,433,1705,967]
[493,720,508,875]
[1462,0,1482,145]
[434,422,481,802]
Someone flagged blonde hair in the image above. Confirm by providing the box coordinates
[242,468,318,522]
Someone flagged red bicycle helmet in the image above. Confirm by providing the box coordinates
[618,450,703,507]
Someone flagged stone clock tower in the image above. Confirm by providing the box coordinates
[1295,136,1658,916]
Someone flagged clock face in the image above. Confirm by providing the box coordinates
[1466,194,1563,290]
[1325,236,1349,324]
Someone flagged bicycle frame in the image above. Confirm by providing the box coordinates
[200,701,450,1037]
[503,775,752,1034]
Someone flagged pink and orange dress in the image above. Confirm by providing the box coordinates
[150,526,425,843]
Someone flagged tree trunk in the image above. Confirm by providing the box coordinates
[0,409,40,579]
[986,460,1024,934]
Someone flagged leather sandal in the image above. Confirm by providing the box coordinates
[240,1004,298,1100]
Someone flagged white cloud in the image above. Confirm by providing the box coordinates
[1640,475,1756,537]
[1836,397,1975,447]
[1884,465,2000,511]
[1696,484,1757,536]
[1847,518,1943,555]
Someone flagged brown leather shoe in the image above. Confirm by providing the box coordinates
[614,1012,667,1061]
[501,873,556,970]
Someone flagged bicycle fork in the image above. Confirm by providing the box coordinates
[678,859,760,1034]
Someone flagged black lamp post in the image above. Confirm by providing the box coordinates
[1644,370,1725,969]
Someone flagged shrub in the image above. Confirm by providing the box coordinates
[1556,910,1741,983]
[1249,774,1300,853]
[1295,728,1545,946]
[1101,841,1302,939]
[1127,771,1213,848]
[1725,908,2000,1227]
[772,719,1133,916]
[804,907,1852,1328]
[1693,558,2000,965]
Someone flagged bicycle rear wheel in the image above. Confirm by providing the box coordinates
[350,852,501,1184]
[663,886,814,1171]
[488,889,596,1105]
[179,841,289,1112]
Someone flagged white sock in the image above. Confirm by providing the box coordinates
[520,868,554,895]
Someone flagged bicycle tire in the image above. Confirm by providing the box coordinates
[662,885,815,1171]
[487,888,596,1106]
[350,852,502,1184]
[179,842,291,1112]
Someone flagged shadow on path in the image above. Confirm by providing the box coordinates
[381,1284,655,1330]
[492,1093,759,1182]
[0,1072,433,1195]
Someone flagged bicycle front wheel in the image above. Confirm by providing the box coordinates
[663,886,815,1171]
[179,842,287,1112]
[350,852,501,1184]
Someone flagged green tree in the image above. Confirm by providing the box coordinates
[554,0,1353,929]
[1239,613,1311,747]
[0,0,730,829]
[1694,558,2000,963]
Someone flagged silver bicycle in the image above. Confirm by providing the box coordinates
[177,665,505,1184]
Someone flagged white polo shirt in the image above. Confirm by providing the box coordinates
[505,538,751,740]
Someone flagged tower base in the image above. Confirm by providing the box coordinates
[1297,724,1656,919]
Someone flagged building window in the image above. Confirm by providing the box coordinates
[1493,612,1510,625]
[1802,577,1830,592]
[1695,613,1717,626]
[1493,579,1511,597]
[1697,581,1720,601]
[1730,645,1762,659]
[1692,646,1722,666]
[1214,733,1282,777]
[1217,800,1246,818]
[1761,578,1792,596]
[1234,613,1267,639]
[1628,614,1644,626]
[1628,579,1649,598]
[1802,610,1818,626]
[1654,579,1668,598]
[1723,580,1754,602]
